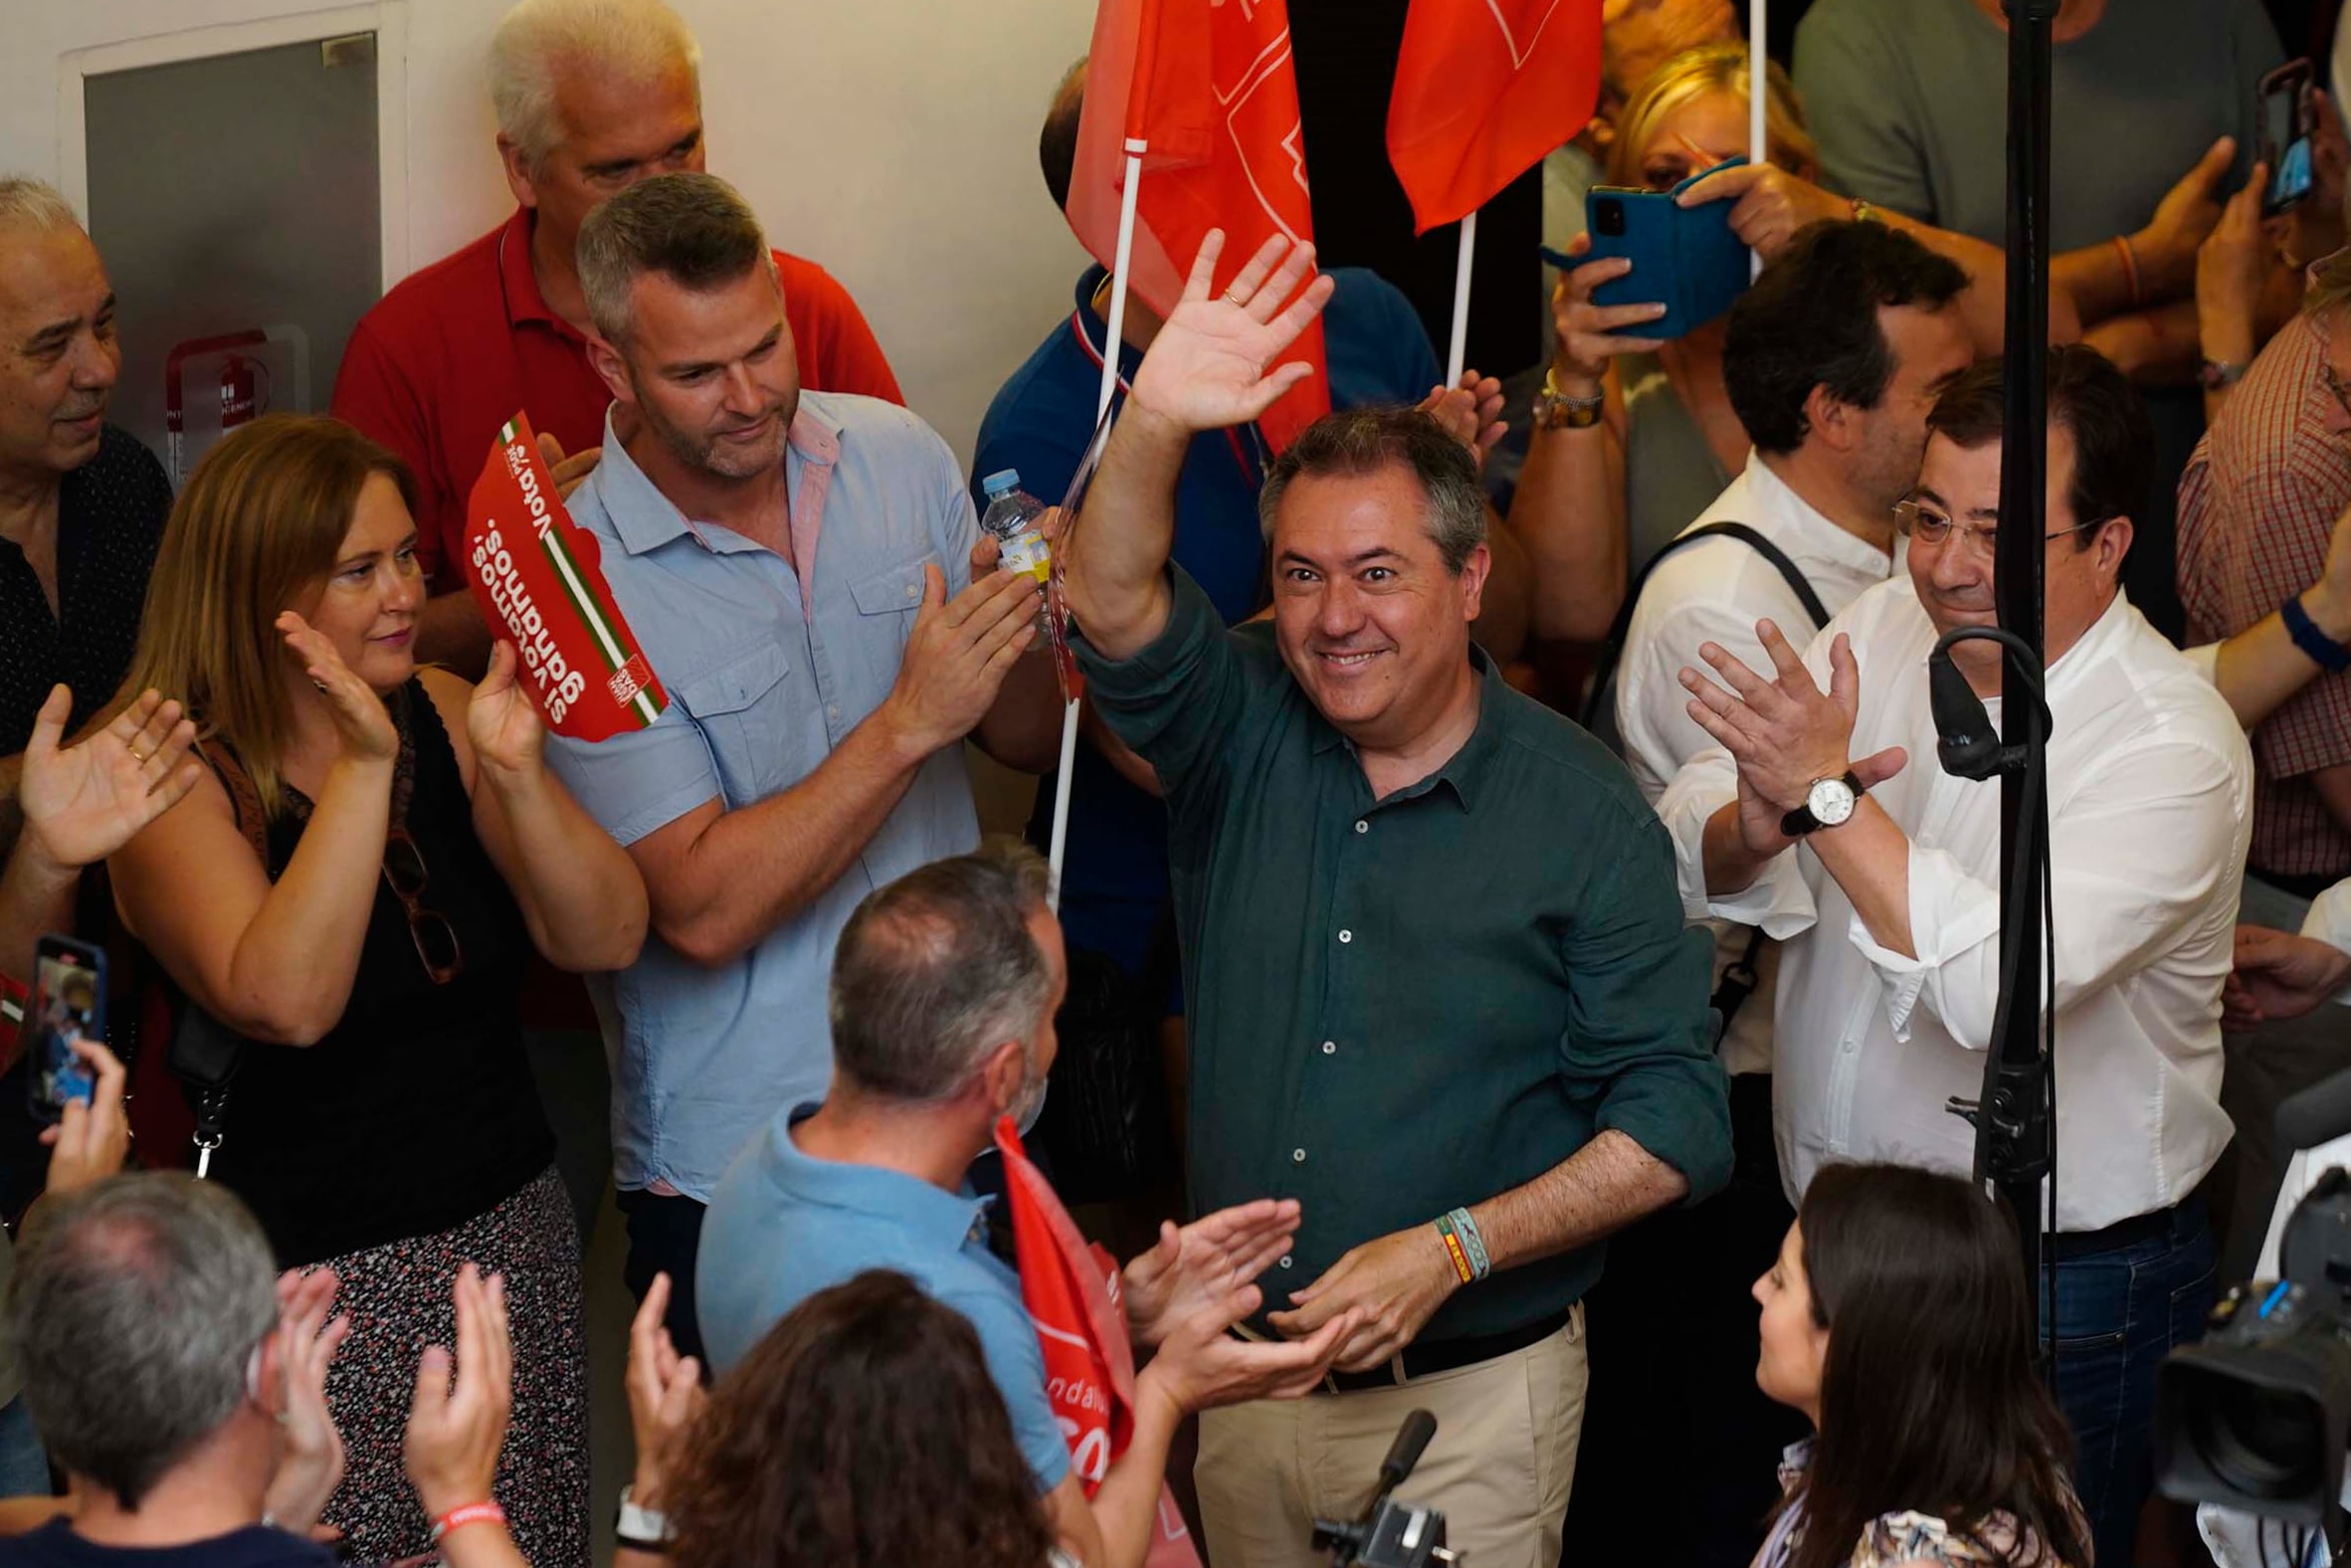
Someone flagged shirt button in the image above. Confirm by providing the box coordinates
[827,704,840,720]
[1354,820,1368,835]
[1278,1255,1293,1270]
[1292,1147,1306,1163]
[1338,929,1352,944]
[904,581,918,599]
[1321,1041,1336,1056]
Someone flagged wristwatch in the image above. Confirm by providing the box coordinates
[1780,771,1864,837]
[2197,357,2247,390]
[616,1485,673,1553]
[1534,367,1605,431]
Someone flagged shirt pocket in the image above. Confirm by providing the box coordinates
[849,553,937,623]
[673,641,798,805]
[844,552,943,695]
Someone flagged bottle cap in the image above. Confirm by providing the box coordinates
[981,469,1021,497]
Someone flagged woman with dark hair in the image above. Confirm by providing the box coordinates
[1751,1164,2090,1568]
[644,1269,1059,1568]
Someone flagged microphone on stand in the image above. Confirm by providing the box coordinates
[1931,644,2004,780]
[1928,627,2049,781]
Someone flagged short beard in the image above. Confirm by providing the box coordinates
[629,373,785,481]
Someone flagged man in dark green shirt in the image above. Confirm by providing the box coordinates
[1061,232,1730,1568]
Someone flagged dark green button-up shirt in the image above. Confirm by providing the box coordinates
[1077,566,1731,1342]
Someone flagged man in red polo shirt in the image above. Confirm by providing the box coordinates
[332,0,901,674]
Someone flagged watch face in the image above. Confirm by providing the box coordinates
[1808,776,1858,827]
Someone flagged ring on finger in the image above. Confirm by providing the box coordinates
[1224,289,1247,306]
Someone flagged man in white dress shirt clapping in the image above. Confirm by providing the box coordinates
[1659,345,2253,1568]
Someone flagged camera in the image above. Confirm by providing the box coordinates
[1592,197,1627,237]
[2155,1166,2351,1527]
[1311,1410,1456,1567]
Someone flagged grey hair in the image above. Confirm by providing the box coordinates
[1258,406,1488,573]
[0,178,82,238]
[488,0,701,172]
[829,839,1057,1103]
[575,170,771,344]
[9,1174,280,1507]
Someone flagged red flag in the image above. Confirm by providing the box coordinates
[464,412,670,741]
[994,1118,1202,1568]
[1065,0,1330,453]
[1387,0,1605,234]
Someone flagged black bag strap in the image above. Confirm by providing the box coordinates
[1710,923,1767,1029]
[1580,520,1835,733]
[175,739,273,1174]
[1582,521,1827,1039]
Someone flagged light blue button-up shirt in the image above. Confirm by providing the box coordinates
[544,390,982,1202]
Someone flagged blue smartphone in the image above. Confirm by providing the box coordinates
[23,934,101,1124]
[1569,156,1754,340]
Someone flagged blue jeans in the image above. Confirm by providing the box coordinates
[0,1396,48,1498]
[2042,1202,2216,1568]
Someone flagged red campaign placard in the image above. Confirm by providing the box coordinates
[994,1118,1202,1568]
[464,413,669,741]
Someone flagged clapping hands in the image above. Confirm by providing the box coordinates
[17,685,200,875]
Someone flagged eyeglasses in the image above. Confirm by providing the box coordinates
[1892,497,2107,552]
[2323,362,2351,425]
[383,828,464,986]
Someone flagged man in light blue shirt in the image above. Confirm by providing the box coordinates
[544,172,1059,1357]
[698,840,1357,1568]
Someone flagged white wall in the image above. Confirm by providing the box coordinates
[0,0,1097,467]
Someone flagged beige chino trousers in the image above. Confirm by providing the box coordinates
[1194,1307,1588,1568]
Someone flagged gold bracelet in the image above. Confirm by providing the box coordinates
[1536,367,1605,431]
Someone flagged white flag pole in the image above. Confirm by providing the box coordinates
[1446,207,1477,384]
[1749,0,1768,279]
[1047,136,1148,913]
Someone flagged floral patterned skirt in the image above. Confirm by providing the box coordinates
[309,1165,588,1568]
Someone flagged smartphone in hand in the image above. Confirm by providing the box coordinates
[23,935,103,1124]
[2259,59,2318,219]
[1579,156,1754,340]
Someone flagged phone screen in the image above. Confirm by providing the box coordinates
[2261,64,2316,215]
[24,943,101,1123]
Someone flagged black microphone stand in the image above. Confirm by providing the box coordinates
[1973,0,2060,1363]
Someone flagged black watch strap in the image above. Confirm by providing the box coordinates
[1779,770,1862,837]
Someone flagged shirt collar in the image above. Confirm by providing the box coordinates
[2042,585,2138,699]
[1072,264,1146,384]
[1308,641,1506,814]
[495,207,578,338]
[769,1102,991,1253]
[1740,451,1901,579]
[588,398,839,556]
[589,410,693,556]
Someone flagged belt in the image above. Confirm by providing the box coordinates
[1318,1303,1579,1394]
[2048,1198,2197,1263]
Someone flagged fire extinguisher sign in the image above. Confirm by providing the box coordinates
[463,412,669,741]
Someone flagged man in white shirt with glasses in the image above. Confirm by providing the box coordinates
[1659,344,2253,1568]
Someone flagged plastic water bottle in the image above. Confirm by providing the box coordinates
[979,469,1053,588]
